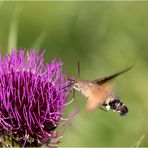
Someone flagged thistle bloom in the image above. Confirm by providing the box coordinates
[0,49,75,147]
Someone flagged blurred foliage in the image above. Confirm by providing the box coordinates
[0,1,148,147]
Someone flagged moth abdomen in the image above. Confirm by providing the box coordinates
[104,97,128,116]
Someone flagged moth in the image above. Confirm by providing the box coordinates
[69,62,133,116]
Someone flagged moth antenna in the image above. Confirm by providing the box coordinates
[78,60,80,79]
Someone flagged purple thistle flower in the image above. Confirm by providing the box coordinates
[0,49,76,147]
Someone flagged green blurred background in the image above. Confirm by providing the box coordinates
[0,1,148,147]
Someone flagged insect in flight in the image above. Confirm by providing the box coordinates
[69,62,133,116]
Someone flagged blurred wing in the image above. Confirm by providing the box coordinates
[93,66,133,86]
[86,87,108,111]
[86,98,102,111]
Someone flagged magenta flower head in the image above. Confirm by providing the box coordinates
[0,49,76,147]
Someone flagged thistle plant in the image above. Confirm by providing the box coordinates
[0,49,75,147]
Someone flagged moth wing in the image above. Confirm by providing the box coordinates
[93,66,133,86]
[86,87,107,111]
[86,97,102,111]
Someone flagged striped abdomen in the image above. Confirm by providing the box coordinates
[104,95,128,116]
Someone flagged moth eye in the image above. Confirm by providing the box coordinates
[75,84,79,88]
[74,84,79,88]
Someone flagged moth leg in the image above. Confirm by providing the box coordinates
[64,88,75,106]
[98,107,107,112]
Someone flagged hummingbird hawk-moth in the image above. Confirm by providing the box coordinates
[69,62,133,116]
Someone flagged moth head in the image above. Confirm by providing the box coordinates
[73,81,81,91]
[73,80,89,93]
